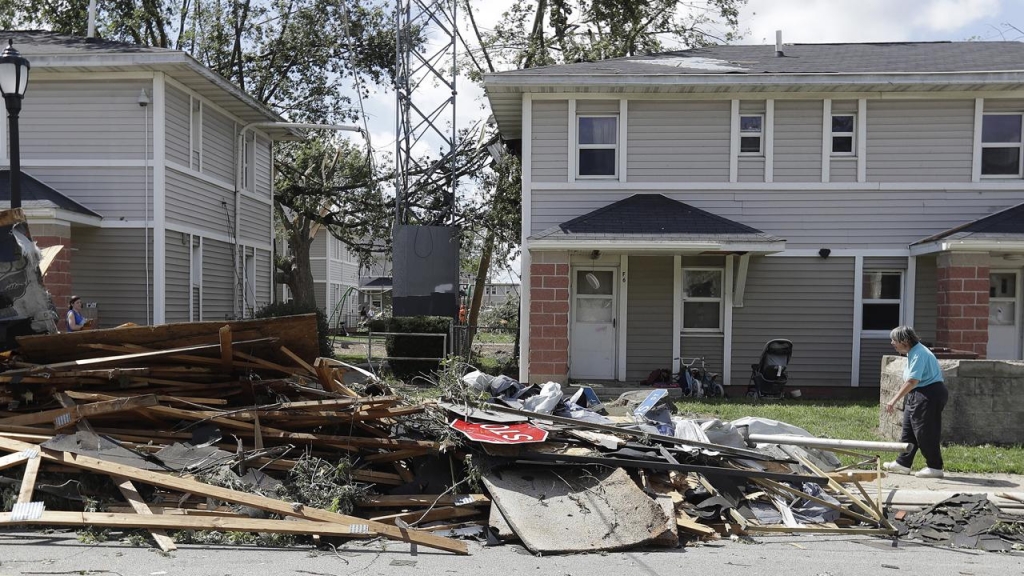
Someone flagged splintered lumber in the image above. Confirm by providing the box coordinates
[360,494,491,508]
[0,435,467,554]
[15,314,320,367]
[676,510,718,538]
[370,506,481,526]
[1,394,159,427]
[829,470,886,483]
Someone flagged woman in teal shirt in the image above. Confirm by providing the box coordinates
[883,326,948,479]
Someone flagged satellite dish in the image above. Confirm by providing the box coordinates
[585,272,601,290]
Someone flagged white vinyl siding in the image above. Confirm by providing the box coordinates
[166,167,233,235]
[202,107,236,184]
[627,100,730,182]
[532,100,569,182]
[165,85,191,166]
[679,336,724,382]
[28,166,149,220]
[255,135,272,196]
[625,256,674,382]
[239,196,272,244]
[69,228,151,327]
[255,248,272,313]
[202,238,235,320]
[166,233,191,323]
[774,100,823,182]
[866,100,974,182]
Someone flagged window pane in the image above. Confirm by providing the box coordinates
[991,273,1017,298]
[740,116,762,132]
[863,272,901,299]
[576,298,613,323]
[683,302,720,329]
[982,147,1021,175]
[863,303,901,331]
[579,117,617,145]
[740,136,761,153]
[832,136,853,153]
[577,270,613,295]
[982,114,1022,143]
[990,301,1016,326]
[579,149,616,176]
[832,115,854,133]
[684,270,722,298]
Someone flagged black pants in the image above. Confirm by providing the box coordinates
[895,382,949,470]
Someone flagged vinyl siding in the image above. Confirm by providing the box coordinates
[202,108,236,184]
[166,86,191,166]
[982,99,1024,112]
[914,255,938,343]
[627,100,730,182]
[830,158,857,182]
[859,338,892,387]
[239,196,271,244]
[866,100,974,182]
[166,167,232,235]
[731,257,854,389]
[70,228,151,327]
[27,166,149,220]
[255,136,272,197]
[202,238,235,320]
[310,258,327,281]
[256,248,272,310]
[626,256,674,381]
[314,282,327,311]
[774,100,823,182]
[166,234,190,323]
[19,80,150,160]
[577,100,618,115]
[310,231,328,258]
[680,336,724,380]
[738,157,765,182]
[532,101,568,182]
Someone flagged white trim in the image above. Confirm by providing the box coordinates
[189,94,203,172]
[729,99,739,182]
[618,99,628,183]
[567,99,576,183]
[821,99,831,182]
[33,71,156,81]
[734,253,749,307]
[765,100,774,183]
[22,208,102,227]
[672,255,682,376]
[530,180,1024,191]
[153,72,167,325]
[773,248,910,257]
[857,99,867,182]
[574,113,619,180]
[569,265,618,380]
[518,90,1024,103]
[529,240,786,252]
[905,256,917,327]
[164,222,271,250]
[852,255,863,387]
[911,240,1024,256]
[738,113,764,157]
[18,159,151,167]
[618,254,628,381]
[972,98,984,182]
[166,161,233,191]
[723,254,734,386]
[830,111,856,157]
[520,94,533,384]
[239,188,273,206]
[164,75,269,132]
[979,110,1024,179]
[680,266,725,333]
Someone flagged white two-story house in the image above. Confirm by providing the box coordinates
[0,31,297,328]
[485,41,1024,395]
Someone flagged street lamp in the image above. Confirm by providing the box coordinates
[0,40,30,209]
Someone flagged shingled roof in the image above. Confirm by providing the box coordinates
[0,170,101,219]
[913,202,1024,246]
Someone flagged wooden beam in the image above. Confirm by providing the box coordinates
[828,470,886,483]
[1,394,159,427]
[370,506,481,526]
[360,494,490,508]
[219,325,233,371]
[0,451,31,471]
[17,453,41,503]
[114,478,177,552]
[278,345,318,376]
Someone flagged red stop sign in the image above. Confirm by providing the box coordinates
[449,419,549,444]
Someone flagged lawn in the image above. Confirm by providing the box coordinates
[673,397,1024,474]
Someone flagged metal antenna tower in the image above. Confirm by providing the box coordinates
[394,0,458,226]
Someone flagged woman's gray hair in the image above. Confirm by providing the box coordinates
[890,325,920,346]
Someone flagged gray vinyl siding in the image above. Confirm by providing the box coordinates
[166,167,232,235]
[627,101,730,182]
[256,248,272,310]
[532,101,568,182]
[311,233,327,258]
[70,228,151,327]
[314,282,327,312]
[239,196,271,244]
[866,100,974,182]
[983,99,1024,112]
[255,136,272,197]
[28,166,148,220]
[680,336,724,379]
[864,257,908,270]
[625,256,674,382]
[310,258,327,281]
[914,255,938,343]
[166,86,191,166]
[577,100,618,115]
[731,257,854,389]
[740,101,765,114]
[774,100,823,182]
[830,158,857,182]
[166,234,190,323]
[859,338,892,387]
[202,238,235,320]
[832,100,858,114]
[20,80,150,160]
[738,157,765,182]
[202,108,236,184]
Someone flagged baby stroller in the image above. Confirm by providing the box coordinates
[747,339,793,399]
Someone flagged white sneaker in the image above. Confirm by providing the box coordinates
[883,461,912,475]
[915,467,944,479]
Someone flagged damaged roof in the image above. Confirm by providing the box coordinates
[911,201,1024,254]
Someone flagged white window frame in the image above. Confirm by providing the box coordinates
[190,97,203,171]
[861,270,903,337]
[243,250,256,318]
[980,112,1024,179]
[576,114,618,179]
[739,114,764,156]
[241,131,256,191]
[681,267,724,333]
[831,113,856,157]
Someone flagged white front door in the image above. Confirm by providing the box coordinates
[988,271,1022,360]
[570,268,617,379]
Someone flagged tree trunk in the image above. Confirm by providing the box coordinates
[464,229,494,355]
[285,220,317,310]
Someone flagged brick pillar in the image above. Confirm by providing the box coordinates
[30,222,73,331]
[528,251,570,384]
[935,252,989,358]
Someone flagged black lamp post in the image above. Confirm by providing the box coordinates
[0,40,30,210]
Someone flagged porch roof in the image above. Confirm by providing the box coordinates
[0,170,103,224]
[910,201,1024,256]
[528,194,785,253]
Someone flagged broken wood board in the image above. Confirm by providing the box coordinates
[482,466,673,554]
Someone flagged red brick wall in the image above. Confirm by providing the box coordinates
[32,232,73,332]
[935,252,989,358]
[528,251,570,384]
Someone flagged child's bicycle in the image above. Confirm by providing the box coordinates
[676,357,725,398]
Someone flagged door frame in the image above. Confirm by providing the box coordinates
[989,268,1023,360]
[569,265,618,379]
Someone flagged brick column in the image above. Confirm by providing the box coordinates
[528,251,570,384]
[30,222,73,331]
[935,252,989,358]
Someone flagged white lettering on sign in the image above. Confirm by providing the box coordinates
[478,424,535,442]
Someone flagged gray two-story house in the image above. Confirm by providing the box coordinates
[485,41,1024,395]
[0,31,296,328]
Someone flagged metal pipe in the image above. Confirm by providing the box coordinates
[747,433,911,453]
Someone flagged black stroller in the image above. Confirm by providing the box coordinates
[747,339,793,399]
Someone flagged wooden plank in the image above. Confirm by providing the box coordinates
[219,325,233,371]
[0,434,466,554]
[676,510,718,538]
[17,453,41,503]
[115,478,178,552]
[829,471,886,483]
[370,506,480,526]
[0,451,30,471]
[1,394,160,427]
[232,350,305,376]
[277,345,317,376]
[360,494,490,508]
[64,390,229,406]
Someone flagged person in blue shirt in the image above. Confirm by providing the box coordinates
[66,295,88,332]
[883,325,949,479]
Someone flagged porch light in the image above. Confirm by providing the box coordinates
[0,40,30,209]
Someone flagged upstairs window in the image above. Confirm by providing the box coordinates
[982,113,1023,177]
[577,116,617,178]
[190,98,203,171]
[241,132,256,191]
[862,271,902,332]
[681,268,723,332]
[831,114,855,156]
[739,115,763,155]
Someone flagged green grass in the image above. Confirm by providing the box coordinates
[674,397,1024,474]
[472,331,515,344]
